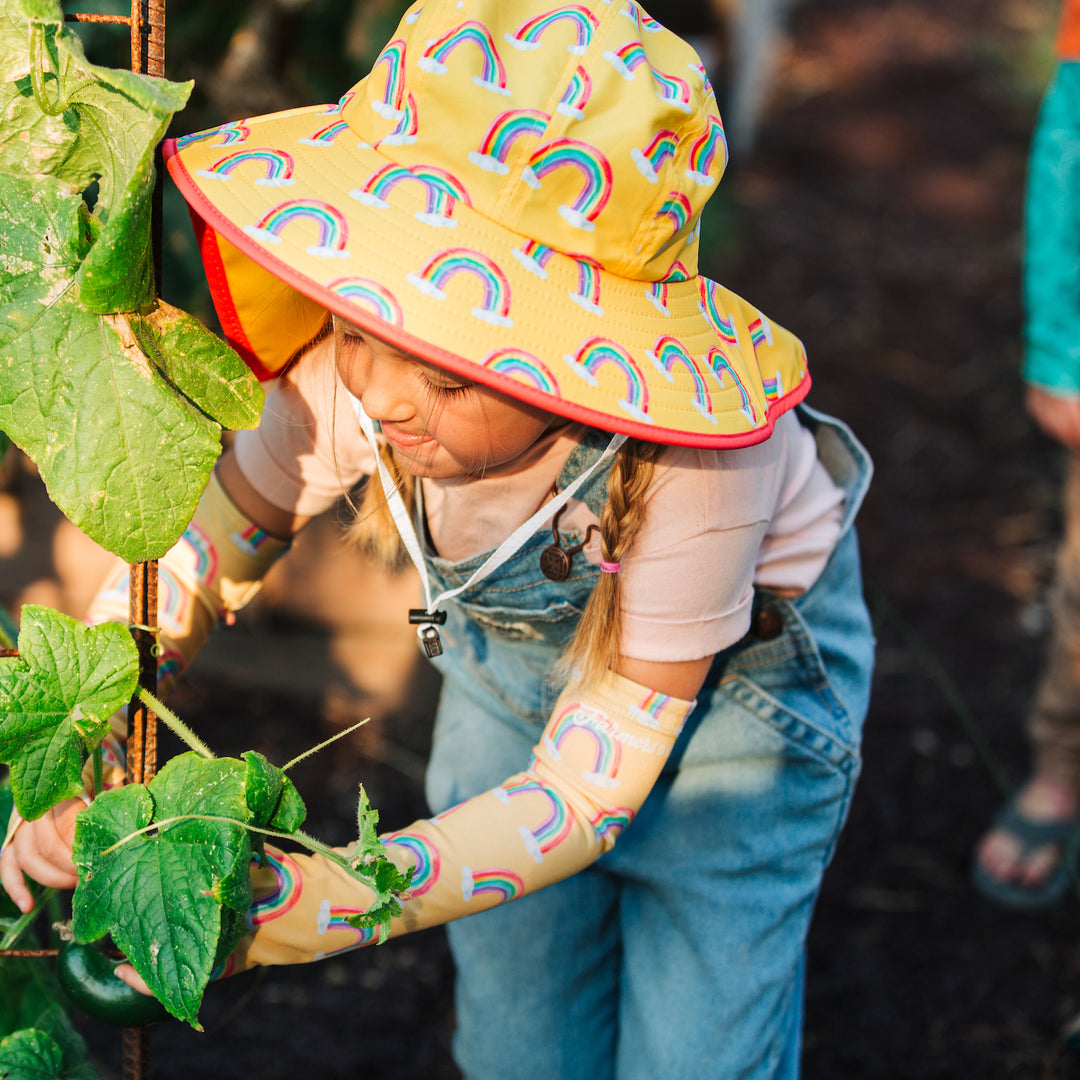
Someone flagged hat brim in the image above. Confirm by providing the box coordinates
[166,103,810,449]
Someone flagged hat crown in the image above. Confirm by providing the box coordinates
[340,0,726,283]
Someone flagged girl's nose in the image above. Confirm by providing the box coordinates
[355,356,415,424]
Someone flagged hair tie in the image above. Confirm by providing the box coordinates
[600,559,621,574]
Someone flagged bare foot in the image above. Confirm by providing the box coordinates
[976,776,1079,890]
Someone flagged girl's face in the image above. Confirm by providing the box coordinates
[334,319,562,479]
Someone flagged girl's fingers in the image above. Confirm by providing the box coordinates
[114,963,154,996]
[0,847,35,914]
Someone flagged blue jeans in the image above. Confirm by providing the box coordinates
[424,408,874,1080]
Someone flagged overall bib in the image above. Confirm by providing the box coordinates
[423,407,874,1080]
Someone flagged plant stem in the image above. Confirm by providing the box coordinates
[92,746,103,799]
[0,888,56,950]
[282,717,371,772]
[137,687,215,759]
[99,815,379,886]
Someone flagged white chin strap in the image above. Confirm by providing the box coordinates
[347,391,626,655]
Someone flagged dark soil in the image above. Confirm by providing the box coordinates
[14,0,1080,1076]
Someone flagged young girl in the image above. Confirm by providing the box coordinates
[1,2,874,1076]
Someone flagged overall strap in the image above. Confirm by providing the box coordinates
[347,391,626,653]
[556,426,620,519]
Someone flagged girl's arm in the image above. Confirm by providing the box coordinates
[216,446,312,541]
[219,659,709,971]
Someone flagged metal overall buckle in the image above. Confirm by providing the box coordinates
[539,494,599,582]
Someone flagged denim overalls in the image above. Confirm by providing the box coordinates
[421,406,875,1080]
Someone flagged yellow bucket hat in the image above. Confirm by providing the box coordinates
[165,0,810,448]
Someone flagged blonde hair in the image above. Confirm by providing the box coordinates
[347,443,417,569]
[556,438,663,689]
[349,437,662,690]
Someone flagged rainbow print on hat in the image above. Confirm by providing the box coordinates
[351,163,471,228]
[706,346,757,425]
[196,148,296,187]
[656,191,693,240]
[244,199,349,258]
[569,257,604,315]
[370,38,408,119]
[298,119,352,147]
[646,335,715,423]
[505,6,599,55]
[512,239,556,279]
[468,109,548,174]
[176,118,250,149]
[378,91,419,146]
[685,115,727,186]
[408,247,513,326]
[558,65,593,118]
[419,20,511,96]
[165,0,813,449]
[621,0,664,34]
[564,337,650,425]
[602,41,693,112]
[484,348,562,396]
[631,128,678,183]
[522,138,613,232]
[328,276,404,326]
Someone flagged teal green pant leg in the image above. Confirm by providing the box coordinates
[1023,61,1080,396]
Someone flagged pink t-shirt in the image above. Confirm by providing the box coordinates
[234,342,846,662]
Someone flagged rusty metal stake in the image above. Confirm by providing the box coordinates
[122,2,167,1077]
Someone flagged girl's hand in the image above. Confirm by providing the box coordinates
[1026,386,1080,453]
[0,797,85,913]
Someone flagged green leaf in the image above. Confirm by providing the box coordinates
[354,785,382,860]
[0,174,233,561]
[0,0,192,312]
[71,753,253,1028]
[242,751,306,831]
[28,1006,100,1080]
[342,787,411,943]
[0,1028,64,1080]
[0,606,137,820]
[270,776,306,834]
[130,303,263,430]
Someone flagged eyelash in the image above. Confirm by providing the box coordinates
[342,327,473,399]
[423,377,472,400]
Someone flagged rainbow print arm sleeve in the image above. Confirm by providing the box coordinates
[230,670,694,969]
[84,470,288,696]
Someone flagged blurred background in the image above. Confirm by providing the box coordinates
[1,0,1077,1076]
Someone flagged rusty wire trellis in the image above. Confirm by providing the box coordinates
[0,3,168,1078]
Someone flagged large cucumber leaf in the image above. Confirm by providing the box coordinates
[0,0,191,311]
[0,606,138,821]
[71,753,254,1030]
[0,0,263,561]
[0,173,260,560]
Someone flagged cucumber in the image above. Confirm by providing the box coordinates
[56,940,171,1027]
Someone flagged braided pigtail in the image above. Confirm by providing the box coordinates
[557,439,664,690]
[346,441,417,568]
